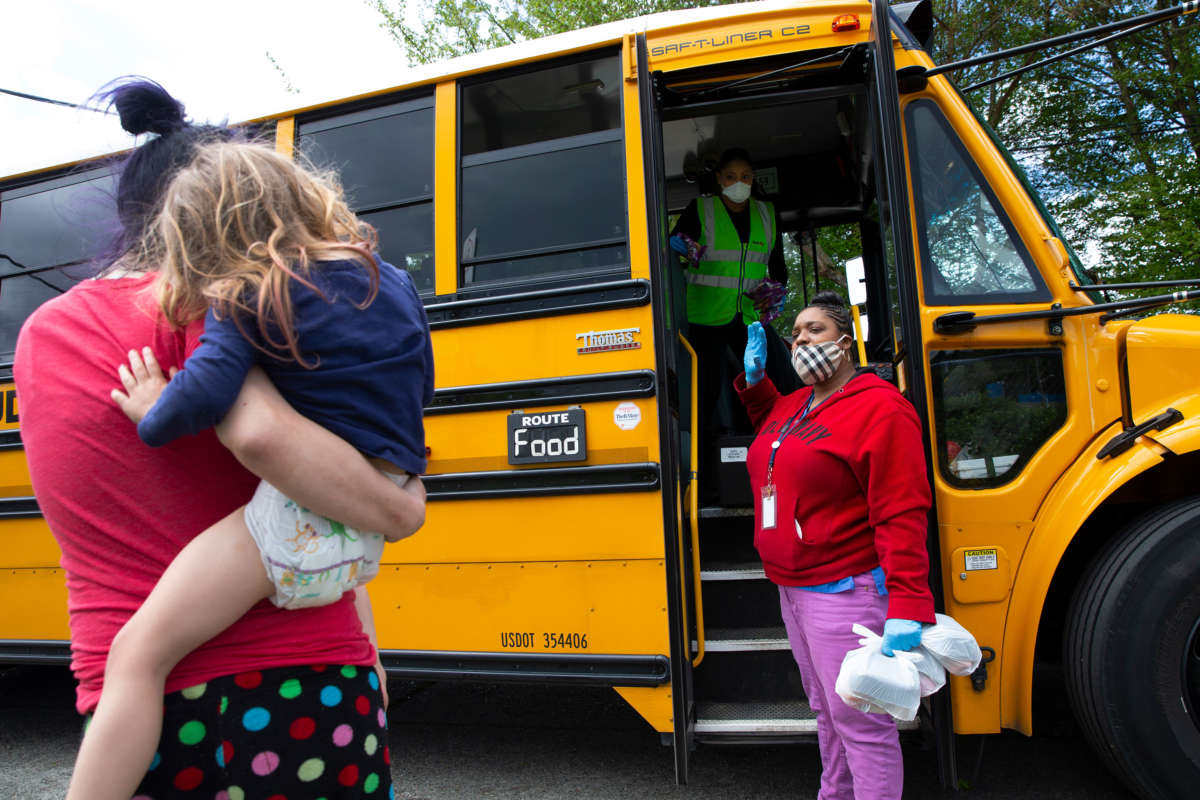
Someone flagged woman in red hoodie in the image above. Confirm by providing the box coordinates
[735,291,935,800]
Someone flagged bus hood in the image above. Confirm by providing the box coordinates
[1123,313,1200,423]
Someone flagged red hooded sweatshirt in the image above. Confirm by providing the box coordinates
[736,370,936,623]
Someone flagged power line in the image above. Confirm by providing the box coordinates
[0,87,113,114]
[1006,121,1200,153]
[0,254,74,295]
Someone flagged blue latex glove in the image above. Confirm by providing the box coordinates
[669,234,688,255]
[744,321,767,386]
[881,618,923,657]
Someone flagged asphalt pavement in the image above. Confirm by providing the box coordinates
[0,665,1136,799]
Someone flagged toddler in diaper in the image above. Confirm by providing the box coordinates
[248,472,409,609]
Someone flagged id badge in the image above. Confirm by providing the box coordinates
[760,485,777,529]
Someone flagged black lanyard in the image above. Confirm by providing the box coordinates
[765,392,815,488]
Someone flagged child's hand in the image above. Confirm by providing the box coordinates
[403,474,427,505]
[401,475,427,536]
[384,475,426,542]
[110,347,177,424]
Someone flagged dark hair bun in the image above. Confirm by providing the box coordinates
[810,290,848,309]
[102,79,187,136]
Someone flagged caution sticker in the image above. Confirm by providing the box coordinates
[964,548,999,571]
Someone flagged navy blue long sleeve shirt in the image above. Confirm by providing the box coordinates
[138,256,434,474]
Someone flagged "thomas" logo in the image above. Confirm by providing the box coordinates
[576,327,641,354]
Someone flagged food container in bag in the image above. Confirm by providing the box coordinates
[920,613,982,676]
[835,624,922,721]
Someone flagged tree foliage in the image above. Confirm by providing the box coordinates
[929,1,1200,288]
[371,0,741,64]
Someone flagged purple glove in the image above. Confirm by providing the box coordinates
[881,618,923,657]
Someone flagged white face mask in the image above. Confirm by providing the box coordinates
[722,180,752,204]
[792,335,850,385]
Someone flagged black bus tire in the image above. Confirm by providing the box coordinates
[1064,495,1200,800]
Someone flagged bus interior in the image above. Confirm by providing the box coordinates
[657,49,901,455]
[651,47,915,738]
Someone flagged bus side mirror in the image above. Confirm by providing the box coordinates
[891,1,934,48]
[897,66,928,94]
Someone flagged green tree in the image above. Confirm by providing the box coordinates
[929,1,1200,290]
[371,0,741,65]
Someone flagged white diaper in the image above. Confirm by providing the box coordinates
[244,471,408,610]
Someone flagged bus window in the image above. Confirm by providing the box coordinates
[906,99,1049,305]
[930,348,1067,488]
[0,269,80,365]
[298,97,435,294]
[0,168,114,362]
[459,52,628,289]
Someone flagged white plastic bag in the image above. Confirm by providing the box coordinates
[907,644,947,696]
[835,624,922,721]
[920,613,982,676]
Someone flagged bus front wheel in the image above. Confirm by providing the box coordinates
[1064,495,1200,799]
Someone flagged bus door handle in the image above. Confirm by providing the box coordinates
[678,333,705,667]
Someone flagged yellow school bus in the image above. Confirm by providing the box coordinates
[3,1,1199,795]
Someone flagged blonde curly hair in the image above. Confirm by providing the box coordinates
[148,140,378,366]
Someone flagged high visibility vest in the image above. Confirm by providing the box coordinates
[686,195,775,326]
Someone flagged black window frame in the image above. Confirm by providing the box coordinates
[455,48,630,296]
[905,98,1050,307]
[297,92,436,296]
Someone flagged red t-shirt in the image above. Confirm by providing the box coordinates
[14,274,374,713]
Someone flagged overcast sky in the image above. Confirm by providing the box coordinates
[2,0,417,178]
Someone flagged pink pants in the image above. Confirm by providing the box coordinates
[779,574,903,800]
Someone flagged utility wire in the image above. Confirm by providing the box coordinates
[0,87,113,114]
[961,21,1159,93]
[0,254,73,295]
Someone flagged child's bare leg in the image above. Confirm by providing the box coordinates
[66,507,273,800]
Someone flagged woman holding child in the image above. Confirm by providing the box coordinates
[16,80,429,798]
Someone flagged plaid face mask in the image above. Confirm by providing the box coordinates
[791,335,849,385]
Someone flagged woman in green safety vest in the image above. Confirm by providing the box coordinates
[670,147,794,505]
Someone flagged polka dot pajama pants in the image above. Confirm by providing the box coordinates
[123,663,391,799]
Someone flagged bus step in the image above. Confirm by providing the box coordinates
[692,649,804,702]
[694,700,818,736]
[700,575,781,629]
[698,626,790,652]
[697,516,758,564]
[699,506,753,519]
[700,562,767,581]
[694,701,920,738]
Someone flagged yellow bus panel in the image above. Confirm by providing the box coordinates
[390,492,666,565]
[0,568,69,639]
[430,308,657,388]
[424,400,659,475]
[368,558,668,655]
[645,2,872,73]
